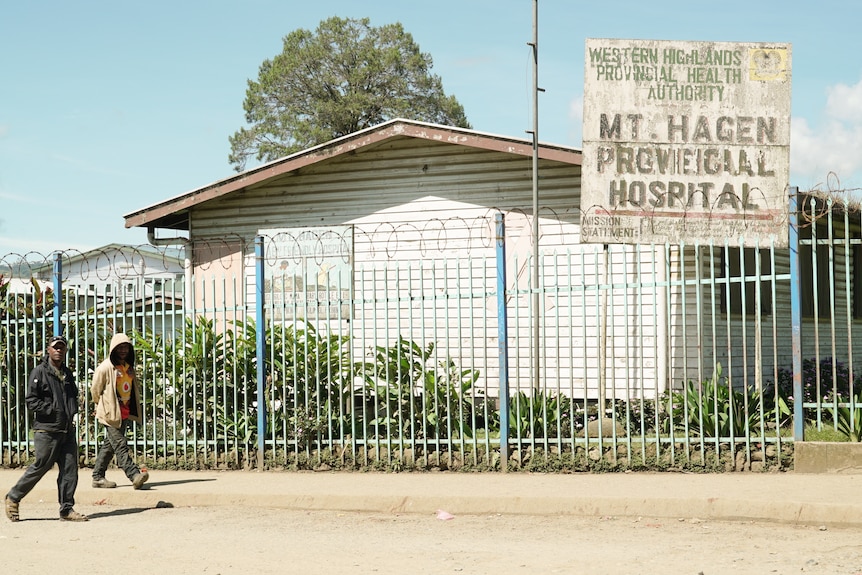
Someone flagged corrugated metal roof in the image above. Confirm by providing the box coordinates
[123,119,582,231]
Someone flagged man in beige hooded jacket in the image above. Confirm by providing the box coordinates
[90,333,149,489]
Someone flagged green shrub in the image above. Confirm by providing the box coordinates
[776,357,861,406]
[828,392,862,442]
[508,390,573,439]
[665,363,787,438]
[356,336,479,441]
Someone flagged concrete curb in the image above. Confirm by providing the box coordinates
[3,468,861,527]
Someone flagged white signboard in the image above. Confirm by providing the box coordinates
[259,226,353,321]
[582,39,791,247]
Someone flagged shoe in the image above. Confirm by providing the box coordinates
[60,509,88,522]
[5,496,19,522]
[92,477,117,489]
[132,470,149,490]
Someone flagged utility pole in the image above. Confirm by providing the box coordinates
[528,0,543,391]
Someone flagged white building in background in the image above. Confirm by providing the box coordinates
[26,244,187,337]
[27,243,184,291]
[2,277,50,294]
[121,118,862,402]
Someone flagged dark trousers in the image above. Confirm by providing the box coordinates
[92,420,140,481]
[6,430,79,515]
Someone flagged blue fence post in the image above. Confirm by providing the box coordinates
[255,236,266,469]
[789,187,803,441]
[52,252,62,336]
[495,213,510,471]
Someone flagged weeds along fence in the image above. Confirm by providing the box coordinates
[2,199,862,471]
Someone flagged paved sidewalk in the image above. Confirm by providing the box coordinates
[2,468,861,527]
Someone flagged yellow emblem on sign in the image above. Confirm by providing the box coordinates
[749,48,788,81]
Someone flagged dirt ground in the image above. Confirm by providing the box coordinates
[2,499,862,575]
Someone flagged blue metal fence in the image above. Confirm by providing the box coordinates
[2,197,861,471]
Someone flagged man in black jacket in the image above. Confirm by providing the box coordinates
[4,335,88,522]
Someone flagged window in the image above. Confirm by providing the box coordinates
[800,243,832,318]
[799,241,862,320]
[719,247,772,316]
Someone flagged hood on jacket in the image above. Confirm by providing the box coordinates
[108,333,136,367]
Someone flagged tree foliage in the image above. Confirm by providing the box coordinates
[228,17,471,171]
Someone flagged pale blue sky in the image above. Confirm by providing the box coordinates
[2,0,860,256]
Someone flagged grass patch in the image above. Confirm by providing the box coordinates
[803,423,847,442]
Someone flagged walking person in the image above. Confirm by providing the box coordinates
[90,333,149,490]
[5,335,88,522]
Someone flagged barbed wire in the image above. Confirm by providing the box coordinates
[795,174,862,229]
[261,229,349,269]
[0,251,53,276]
[4,191,862,279]
[0,244,186,282]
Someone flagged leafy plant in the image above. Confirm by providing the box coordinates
[215,402,256,445]
[508,390,573,439]
[266,321,354,444]
[828,392,862,442]
[135,316,237,443]
[356,336,478,441]
[665,363,783,438]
